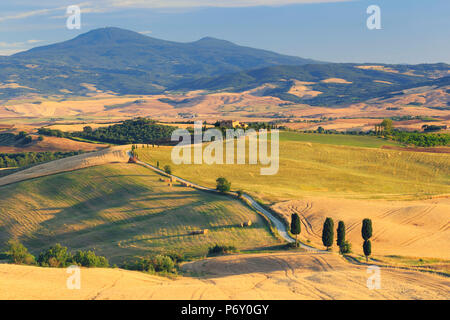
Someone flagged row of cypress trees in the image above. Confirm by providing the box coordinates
[290,213,373,261]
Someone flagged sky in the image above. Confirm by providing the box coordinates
[1,0,449,64]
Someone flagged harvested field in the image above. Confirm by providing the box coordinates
[0,135,109,153]
[0,252,448,299]
[272,197,450,259]
[0,145,129,187]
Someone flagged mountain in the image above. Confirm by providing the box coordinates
[1,27,448,106]
[174,63,450,106]
[0,27,317,98]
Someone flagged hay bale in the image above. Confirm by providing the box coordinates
[190,229,208,235]
[242,220,252,227]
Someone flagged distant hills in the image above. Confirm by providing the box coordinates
[0,27,316,97]
[176,63,450,106]
[1,27,449,106]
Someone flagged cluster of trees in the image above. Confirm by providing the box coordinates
[299,118,449,147]
[37,128,69,138]
[422,124,447,132]
[0,151,84,168]
[5,241,109,268]
[391,131,449,147]
[375,118,449,147]
[123,255,176,274]
[38,118,177,145]
[72,118,177,144]
[0,132,36,146]
[290,214,373,260]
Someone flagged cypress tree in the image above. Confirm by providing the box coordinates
[362,218,373,241]
[362,218,373,261]
[290,213,301,247]
[363,240,372,262]
[337,221,345,248]
[322,217,334,250]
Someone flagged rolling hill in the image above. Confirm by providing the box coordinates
[0,162,280,263]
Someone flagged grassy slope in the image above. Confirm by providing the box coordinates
[137,132,450,202]
[279,132,400,148]
[0,163,280,263]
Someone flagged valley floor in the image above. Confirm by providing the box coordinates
[0,252,448,300]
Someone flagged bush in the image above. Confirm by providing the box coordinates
[339,241,352,254]
[37,243,72,268]
[22,136,33,145]
[6,240,35,265]
[216,177,231,193]
[208,244,238,256]
[72,250,109,268]
[153,255,175,272]
[123,255,175,273]
[164,165,172,174]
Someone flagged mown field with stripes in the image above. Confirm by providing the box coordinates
[0,163,281,263]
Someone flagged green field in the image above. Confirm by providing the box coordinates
[0,163,280,263]
[137,132,450,202]
[279,132,400,148]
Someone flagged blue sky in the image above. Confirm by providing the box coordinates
[1,0,449,64]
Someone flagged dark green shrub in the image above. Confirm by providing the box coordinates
[216,177,231,193]
[339,240,352,254]
[208,244,238,256]
[72,250,109,268]
[37,244,72,268]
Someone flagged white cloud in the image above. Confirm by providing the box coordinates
[0,0,352,24]
[0,2,93,22]
[0,40,45,56]
[0,49,25,56]
[27,39,44,44]
[139,30,152,35]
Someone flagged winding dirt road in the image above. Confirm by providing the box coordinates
[132,153,322,252]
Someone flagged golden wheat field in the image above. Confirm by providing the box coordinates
[0,252,448,300]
